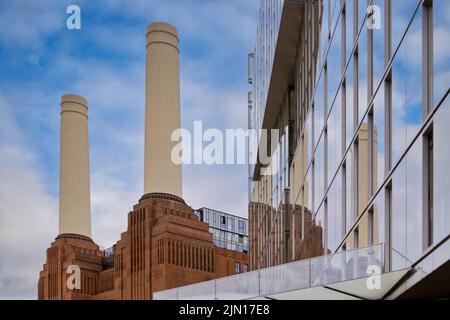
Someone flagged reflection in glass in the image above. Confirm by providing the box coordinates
[298,203,324,260]
[306,165,313,213]
[391,160,407,270]
[372,189,385,245]
[357,0,367,32]
[345,147,355,232]
[372,0,385,89]
[372,85,385,193]
[330,0,341,33]
[249,0,450,273]
[391,0,421,54]
[433,97,450,243]
[314,72,325,148]
[391,10,423,165]
[392,138,423,271]
[314,205,325,255]
[306,111,313,165]
[433,0,450,108]
[346,0,355,62]
[319,0,330,65]
[357,119,370,215]
[406,139,423,264]
[327,169,343,253]
[314,138,325,212]
[346,55,355,147]
[328,88,343,180]
[358,22,368,123]
[328,11,343,109]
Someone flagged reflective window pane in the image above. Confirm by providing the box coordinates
[314,137,325,212]
[306,165,313,214]
[434,97,450,243]
[319,0,330,65]
[314,205,326,256]
[327,169,343,253]
[433,0,450,108]
[392,138,423,270]
[357,119,370,215]
[391,160,407,270]
[372,189,385,245]
[345,147,355,232]
[372,84,386,193]
[346,0,355,62]
[306,111,313,165]
[328,11,343,108]
[357,0,368,31]
[406,139,423,264]
[314,72,325,148]
[391,0,421,54]
[328,87,343,180]
[346,55,355,147]
[330,0,341,33]
[391,11,423,165]
[372,0,385,89]
[358,22,369,123]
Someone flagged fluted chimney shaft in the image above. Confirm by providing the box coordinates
[144,22,182,197]
[59,94,91,238]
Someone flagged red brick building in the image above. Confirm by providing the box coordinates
[37,22,248,300]
[38,193,248,300]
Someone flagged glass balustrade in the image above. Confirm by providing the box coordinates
[154,243,385,300]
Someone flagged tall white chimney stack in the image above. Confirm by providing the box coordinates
[144,22,182,198]
[58,94,92,238]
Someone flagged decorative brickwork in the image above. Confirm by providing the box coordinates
[38,194,248,300]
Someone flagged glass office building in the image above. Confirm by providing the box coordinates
[194,208,249,254]
[247,0,450,299]
[155,0,450,300]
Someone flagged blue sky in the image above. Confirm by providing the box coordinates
[0,0,257,299]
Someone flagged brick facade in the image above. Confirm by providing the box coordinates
[38,193,248,300]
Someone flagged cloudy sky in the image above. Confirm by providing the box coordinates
[0,0,258,299]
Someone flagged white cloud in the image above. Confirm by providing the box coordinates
[184,166,248,216]
[0,95,58,299]
[102,0,256,47]
[0,0,63,50]
[91,170,140,248]
[179,73,250,217]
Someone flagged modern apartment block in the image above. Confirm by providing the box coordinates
[194,208,249,255]
[245,0,450,299]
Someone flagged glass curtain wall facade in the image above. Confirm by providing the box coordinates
[194,208,249,254]
[249,0,450,273]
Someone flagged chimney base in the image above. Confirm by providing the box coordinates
[139,193,186,204]
[55,233,94,243]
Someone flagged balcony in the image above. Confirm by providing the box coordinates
[154,244,411,300]
[251,0,305,181]
[261,0,304,130]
